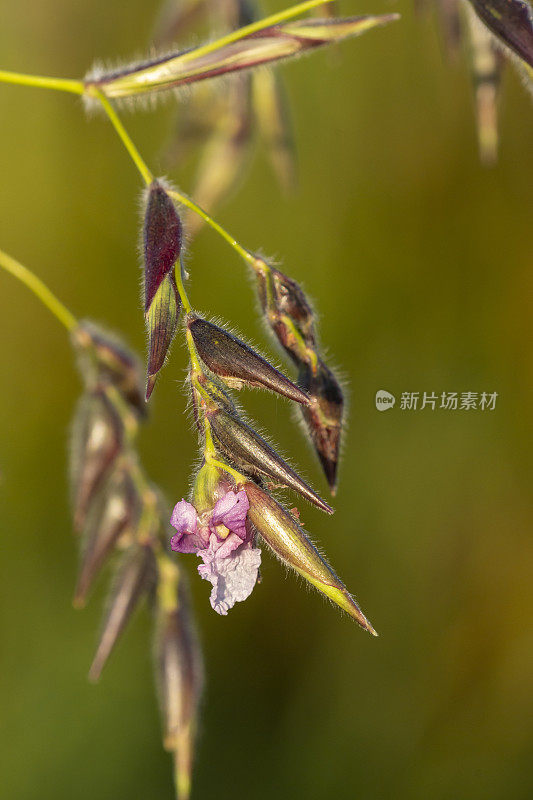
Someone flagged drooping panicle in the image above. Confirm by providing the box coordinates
[143,180,183,399]
[188,314,310,404]
[89,544,157,681]
[74,467,140,607]
[206,407,333,514]
[85,14,399,100]
[155,557,203,800]
[244,481,376,634]
[298,360,344,494]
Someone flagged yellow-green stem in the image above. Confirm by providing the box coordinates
[0,70,84,95]
[0,248,78,331]
[94,89,153,186]
[94,87,254,269]
[167,189,254,265]
[208,458,247,485]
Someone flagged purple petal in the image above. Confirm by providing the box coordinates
[170,500,207,553]
[197,534,261,615]
[170,500,198,534]
[211,489,250,540]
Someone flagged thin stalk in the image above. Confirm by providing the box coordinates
[0,70,84,95]
[95,91,253,266]
[209,458,247,484]
[167,189,254,265]
[0,248,78,331]
[95,89,153,186]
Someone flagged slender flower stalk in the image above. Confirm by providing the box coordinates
[0,70,84,95]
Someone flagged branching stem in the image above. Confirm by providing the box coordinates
[0,70,84,95]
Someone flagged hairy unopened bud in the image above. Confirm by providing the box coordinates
[252,69,296,194]
[143,181,183,399]
[70,391,123,532]
[256,262,314,338]
[188,315,310,405]
[299,360,344,494]
[467,0,533,69]
[254,259,317,365]
[89,544,156,681]
[146,273,181,400]
[85,15,399,100]
[207,408,333,514]
[244,482,376,634]
[74,467,140,607]
[73,322,146,417]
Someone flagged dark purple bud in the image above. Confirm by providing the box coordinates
[207,408,333,514]
[73,467,140,607]
[299,360,344,494]
[143,182,183,399]
[245,481,376,634]
[88,544,156,681]
[70,390,123,532]
[72,322,146,417]
[143,181,183,312]
[468,0,533,68]
[188,315,310,405]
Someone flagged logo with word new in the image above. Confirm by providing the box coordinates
[375,390,396,411]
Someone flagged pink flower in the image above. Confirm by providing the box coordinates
[170,489,261,615]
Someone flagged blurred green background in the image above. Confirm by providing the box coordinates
[1,1,532,799]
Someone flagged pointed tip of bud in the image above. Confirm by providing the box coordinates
[321,456,339,495]
[188,316,311,406]
[146,373,158,400]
